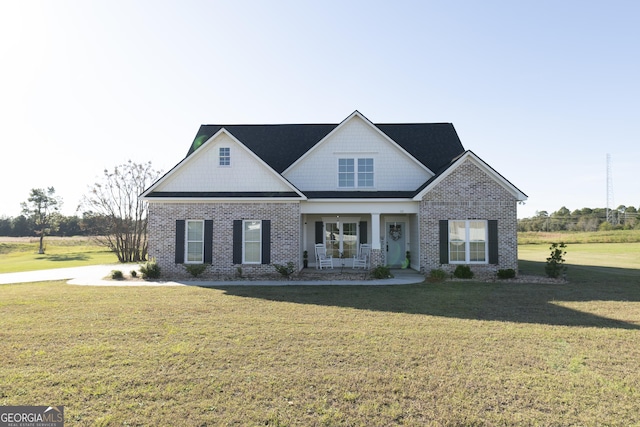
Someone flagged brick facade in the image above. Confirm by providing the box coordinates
[148,202,300,279]
[419,158,519,276]
[147,160,521,281]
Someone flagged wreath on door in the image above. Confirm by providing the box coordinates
[389,224,402,241]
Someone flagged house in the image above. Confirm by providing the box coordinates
[141,111,527,279]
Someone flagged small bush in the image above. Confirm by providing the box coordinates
[273,262,296,279]
[140,259,161,279]
[497,268,516,279]
[545,242,567,278]
[130,270,137,278]
[453,265,474,279]
[111,270,124,280]
[428,268,448,282]
[185,263,207,278]
[371,265,392,279]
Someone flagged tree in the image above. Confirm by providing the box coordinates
[545,242,567,278]
[11,215,31,237]
[81,161,161,262]
[0,216,12,236]
[21,187,62,254]
[57,215,82,236]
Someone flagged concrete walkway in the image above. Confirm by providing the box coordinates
[0,265,426,286]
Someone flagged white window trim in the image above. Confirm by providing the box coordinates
[219,147,231,167]
[357,158,374,188]
[185,220,205,264]
[322,216,360,258]
[242,220,262,264]
[448,220,488,264]
[337,157,374,189]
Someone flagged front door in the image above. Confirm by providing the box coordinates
[386,222,406,267]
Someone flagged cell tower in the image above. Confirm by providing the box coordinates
[606,154,614,224]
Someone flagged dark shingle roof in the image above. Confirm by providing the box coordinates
[187,124,338,173]
[376,123,464,173]
[186,122,465,173]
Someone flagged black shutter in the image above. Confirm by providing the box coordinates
[261,220,271,264]
[175,220,185,264]
[232,220,242,264]
[488,220,499,264]
[439,220,449,264]
[204,220,213,264]
[315,221,324,244]
[359,221,367,244]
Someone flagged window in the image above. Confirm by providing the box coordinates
[338,158,373,188]
[325,221,358,258]
[357,158,374,187]
[233,220,270,265]
[448,220,487,263]
[219,147,230,166]
[186,220,204,263]
[338,158,354,187]
[243,220,262,263]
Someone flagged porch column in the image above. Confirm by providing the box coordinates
[371,213,381,250]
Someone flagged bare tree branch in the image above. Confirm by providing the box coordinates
[80,161,161,262]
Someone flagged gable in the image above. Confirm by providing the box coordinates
[414,151,527,202]
[283,113,433,192]
[143,130,302,197]
[188,124,337,173]
[185,113,465,179]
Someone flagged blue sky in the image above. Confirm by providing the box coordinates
[1,0,638,219]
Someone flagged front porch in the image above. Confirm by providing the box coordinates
[300,208,420,271]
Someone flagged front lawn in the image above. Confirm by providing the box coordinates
[0,237,118,273]
[1,270,639,425]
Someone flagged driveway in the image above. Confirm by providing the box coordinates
[0,265,121,285]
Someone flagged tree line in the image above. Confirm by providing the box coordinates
[3,161,162,262]
[518,205,639,232]
[0,211,113,238]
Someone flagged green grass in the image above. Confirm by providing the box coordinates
[0,237,118,273]
[2,265,640,425]
[518,229,640,244]
[1,236,639,425]
[519,242,640,270]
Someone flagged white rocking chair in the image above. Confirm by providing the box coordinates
[314,243,334,269]
[352,244,371,269]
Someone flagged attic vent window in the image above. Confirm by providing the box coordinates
[219,147,230,166]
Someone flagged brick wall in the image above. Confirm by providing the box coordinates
[148,202,300,279]
[419,158,519,276]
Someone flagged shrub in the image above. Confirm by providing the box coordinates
[428,268,448,282]
[545,242,567,278]
[130,270,137,278]
[273,262,296,279]
[371,265,392,279]
[185,263,207,278]
[453,265,474,279]
[497,268,516,279]
[111,270,124,280]
[140,259,161,279]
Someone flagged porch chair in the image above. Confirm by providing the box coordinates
[314,243,334,269]
[352,243,371,269]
